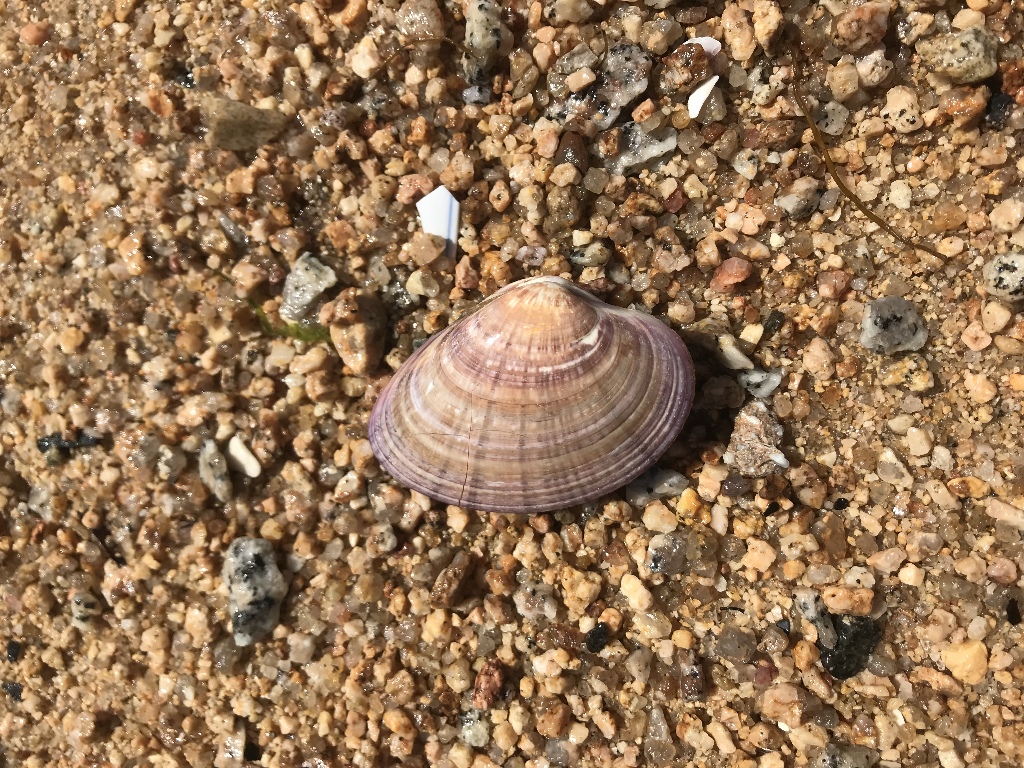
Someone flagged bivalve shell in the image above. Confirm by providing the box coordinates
[368,276,695,513]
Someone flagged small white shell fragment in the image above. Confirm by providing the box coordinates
[717,334,755,370]
[687,75,720,119]
[415,186,459,259]
[737,368,783,398]
[685,36,722,57]
[227,434,262,478]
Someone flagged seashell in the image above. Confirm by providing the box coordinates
[368,276,695,513]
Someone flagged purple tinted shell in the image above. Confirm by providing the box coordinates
[368,276,695,513]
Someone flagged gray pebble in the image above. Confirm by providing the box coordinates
[916,26,999,84]
[624,467,689,508]
[723,401,789,477]
[512,581,558,622]
[222,537,289,647]
[793,587,838,650]
[809,744,876,768]
[199,439,233,503]
[716,624,756,663]
[279,253,338,322]
[983,252,1024,301]
[856,47,893,88]
[646,531,687,574]
[606,122,678,175]
[859,296,928,354]
[157,444,186,483]
[731,148,760,180]
[553,42,599,75]
[562,44,651,130]
[776,177,821,220]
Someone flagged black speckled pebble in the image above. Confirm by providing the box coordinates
[818,614,882,679]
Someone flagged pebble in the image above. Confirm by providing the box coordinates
[396,0,445,38]
[941,640,988,684]
[737,368,784,398]
[775,177,821,220]
[462,0,502,86]
[717,625,757,663]
[916,27,1000,84]
[69,588,103,630]
[710,257,753,292]
[646,532,687,575]
[279,254,338,322]
[881,86,923,133]
[624,467,689,507]
[20,22,51,46]
[822,584,875,616]
[817,270,851,299]
[221,537,288,647]
[322,289,387,375]
[818,614,882,679]
[898,563,925,586]
[938,85,990,127]
[866,547,906,573]
[947,476,991,499]
[403,232,446,266]
[565,67,596,92]
[872,444,913,487]
[983,252,1024,301]
[859,296,928,354]
[203,96,290,151]
[643,710,676,763]
[831,0,891,53]
[620,574,653,612]
[856,48,893,89]
[986,498,1024,530]
[964,372,997,403]
[607,122,678,175]
[565,44,651,130]
[655,42,711,95]
[810,744,876,768]
[905,427,932,456]
[348,36,381,79]
[723,401,789,477]
[760,684,805,729]
[990,199,1024,233]
[740,539,777,573]
[642,501,678,533]
[828,62,860,101]
[199,439,233,503]
[722,4,757,61]
[961,321,992,351]
[793,588,838,649]
[982,301,1012,333]
[803,337,835,380]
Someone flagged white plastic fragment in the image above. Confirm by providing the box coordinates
[687,75,720,119]
[227,434,262,478]
[416,186,459,259]
[685,36,722,57]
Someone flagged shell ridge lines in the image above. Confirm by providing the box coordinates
[368,276,695,513]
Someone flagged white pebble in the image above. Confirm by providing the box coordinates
[881,85,923,133]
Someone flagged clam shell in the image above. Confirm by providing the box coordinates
[368,276,695,513]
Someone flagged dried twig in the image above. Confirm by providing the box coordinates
[790,63,944,260]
